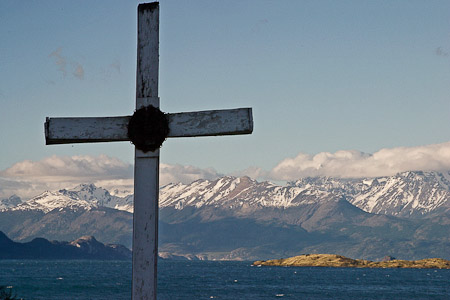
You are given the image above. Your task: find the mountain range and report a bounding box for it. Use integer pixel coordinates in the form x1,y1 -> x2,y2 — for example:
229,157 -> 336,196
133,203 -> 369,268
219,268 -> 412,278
1,171 -> 449,261
160,171 -> 450,217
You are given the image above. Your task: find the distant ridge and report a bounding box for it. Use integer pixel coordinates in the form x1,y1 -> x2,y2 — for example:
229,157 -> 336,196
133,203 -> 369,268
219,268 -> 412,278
0,231 -> 131,260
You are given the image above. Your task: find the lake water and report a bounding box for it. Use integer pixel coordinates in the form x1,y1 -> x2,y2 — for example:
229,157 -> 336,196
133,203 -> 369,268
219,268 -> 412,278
0,260 -> 449,299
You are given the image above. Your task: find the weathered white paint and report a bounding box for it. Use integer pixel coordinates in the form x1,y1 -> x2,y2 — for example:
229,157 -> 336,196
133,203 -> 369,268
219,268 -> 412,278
44,2 -> 253,299
45,116 -> 130,144
132,3 -> 160,300
45,108 -> 252,144
133,155 -> 158,299
168,108 -> 253,137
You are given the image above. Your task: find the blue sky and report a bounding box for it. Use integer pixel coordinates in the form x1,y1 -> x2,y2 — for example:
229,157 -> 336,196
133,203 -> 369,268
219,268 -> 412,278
1,0 -> 450,197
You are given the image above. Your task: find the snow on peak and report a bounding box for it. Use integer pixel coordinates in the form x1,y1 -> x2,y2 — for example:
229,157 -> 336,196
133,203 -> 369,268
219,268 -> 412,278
11,190 -> 95,213
3,170 -> 449,217
5,184 -> 134,214
59,184 -> 133,213
159,175 -> 324,209
160,171 -> 450,217
352,171 -> 450,216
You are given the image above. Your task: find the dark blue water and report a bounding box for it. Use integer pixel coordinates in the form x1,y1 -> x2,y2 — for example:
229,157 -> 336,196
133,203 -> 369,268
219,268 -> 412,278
1,260 -> 449,299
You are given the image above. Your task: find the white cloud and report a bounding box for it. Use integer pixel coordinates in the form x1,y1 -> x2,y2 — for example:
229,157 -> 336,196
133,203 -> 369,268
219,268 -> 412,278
160,163 -> 221,186
0,155 -> 220,199
265,142 -> 450,181
2,154 -> 132,180
0,177 -> 33,200
0,155 -> 133,199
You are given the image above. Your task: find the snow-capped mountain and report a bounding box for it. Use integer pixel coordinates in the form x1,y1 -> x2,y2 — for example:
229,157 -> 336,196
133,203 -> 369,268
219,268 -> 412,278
161,176 -> 299,209
4,184 -> 133,214
159,171 -> 450,217
159,176 -> 342,210
3,170 -> 450,217
292,171 -> 450,216
9,191 -> 96,213
59,183 -> 133,213
349,171 -> 450,216
1,171 -> 450,260
155,172 -> 450,260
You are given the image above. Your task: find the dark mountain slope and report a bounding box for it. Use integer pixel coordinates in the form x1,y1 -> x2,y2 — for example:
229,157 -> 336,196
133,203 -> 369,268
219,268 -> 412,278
0,231 -> 131,260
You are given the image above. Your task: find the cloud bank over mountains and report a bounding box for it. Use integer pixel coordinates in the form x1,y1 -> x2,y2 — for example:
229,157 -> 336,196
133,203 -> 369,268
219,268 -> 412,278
265,142 -> 450,180
0,155 -> 222,199
0,155 -> 133,199
2,142 -> 450,199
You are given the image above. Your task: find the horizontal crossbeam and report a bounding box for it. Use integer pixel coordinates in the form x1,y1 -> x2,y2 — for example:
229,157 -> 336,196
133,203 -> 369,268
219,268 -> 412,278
45,116 -> 130,144
45,108 -> 253,145
168,108 -> 253,137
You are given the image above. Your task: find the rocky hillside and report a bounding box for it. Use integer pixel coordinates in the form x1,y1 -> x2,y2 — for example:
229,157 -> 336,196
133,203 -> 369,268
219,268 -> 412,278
0,231 -> 131,260
0,207 -> 133,248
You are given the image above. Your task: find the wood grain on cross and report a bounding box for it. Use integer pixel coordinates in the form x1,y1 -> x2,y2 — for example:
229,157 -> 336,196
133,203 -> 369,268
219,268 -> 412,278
44,2 -> 253,300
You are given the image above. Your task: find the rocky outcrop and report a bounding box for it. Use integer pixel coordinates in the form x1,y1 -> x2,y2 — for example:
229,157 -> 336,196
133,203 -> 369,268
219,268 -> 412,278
253,254 -> 450,269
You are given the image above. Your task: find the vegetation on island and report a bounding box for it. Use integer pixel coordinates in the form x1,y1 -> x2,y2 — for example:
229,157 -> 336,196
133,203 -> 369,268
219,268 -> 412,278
253,254 -> 450,269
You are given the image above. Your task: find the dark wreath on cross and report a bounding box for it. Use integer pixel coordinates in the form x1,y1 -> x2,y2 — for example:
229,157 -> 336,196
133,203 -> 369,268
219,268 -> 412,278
127,105 -> 170,153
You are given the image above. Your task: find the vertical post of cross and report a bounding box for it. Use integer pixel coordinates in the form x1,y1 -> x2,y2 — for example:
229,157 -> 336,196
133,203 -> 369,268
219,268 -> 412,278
132,2 -> 159,299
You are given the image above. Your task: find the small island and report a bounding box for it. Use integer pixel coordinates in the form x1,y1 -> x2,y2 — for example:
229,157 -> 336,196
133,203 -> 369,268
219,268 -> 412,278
253,254 -> 450,269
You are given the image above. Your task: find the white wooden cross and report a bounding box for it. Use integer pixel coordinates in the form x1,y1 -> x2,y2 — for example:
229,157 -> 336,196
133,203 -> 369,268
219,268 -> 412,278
44,2 -> 253,300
